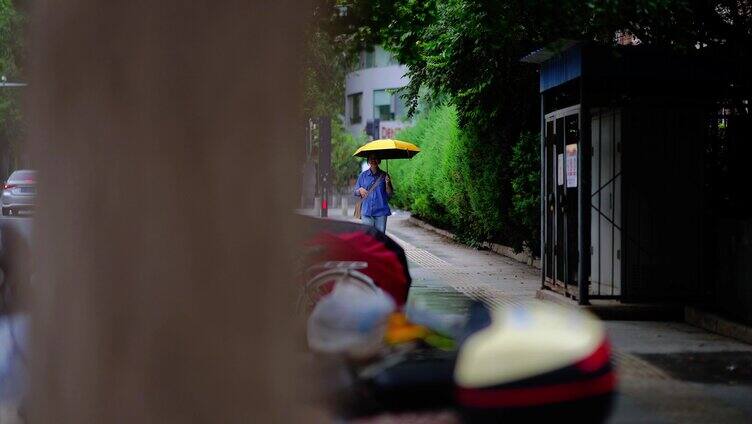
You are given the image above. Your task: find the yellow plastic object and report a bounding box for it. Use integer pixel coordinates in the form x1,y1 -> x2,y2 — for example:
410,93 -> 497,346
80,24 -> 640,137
353,139 -> 421,160
385,312 -> 429,345
424,333 -> 456,350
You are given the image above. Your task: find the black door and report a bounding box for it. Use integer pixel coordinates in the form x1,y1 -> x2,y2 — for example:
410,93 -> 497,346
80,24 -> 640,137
564,114 -> 580,286
545,120 -> 555,281
555,117 -> 566,284
544,108 -> 580,292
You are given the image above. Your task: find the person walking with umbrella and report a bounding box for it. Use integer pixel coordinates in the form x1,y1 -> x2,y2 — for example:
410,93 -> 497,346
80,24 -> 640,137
352,139 -> 420,233
354,153 -> 393,232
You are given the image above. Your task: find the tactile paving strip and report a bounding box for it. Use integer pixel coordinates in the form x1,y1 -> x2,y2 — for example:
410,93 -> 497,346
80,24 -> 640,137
389,231 -> 525,308
404,249 -> 452,268
612,350 -> 672,381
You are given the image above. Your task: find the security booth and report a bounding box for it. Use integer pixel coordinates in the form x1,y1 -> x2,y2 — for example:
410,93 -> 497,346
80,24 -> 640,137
522,42 -> 733,305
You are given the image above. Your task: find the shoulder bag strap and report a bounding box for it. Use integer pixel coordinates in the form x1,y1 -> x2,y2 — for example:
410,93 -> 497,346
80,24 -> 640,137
363,174 -> 384,200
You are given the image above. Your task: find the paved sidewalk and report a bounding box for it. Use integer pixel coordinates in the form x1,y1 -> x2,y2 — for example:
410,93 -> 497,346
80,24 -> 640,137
305,209 -> 752,423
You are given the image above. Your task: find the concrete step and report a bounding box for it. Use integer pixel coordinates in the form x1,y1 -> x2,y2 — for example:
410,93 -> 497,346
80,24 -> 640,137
535,288 -> 685,321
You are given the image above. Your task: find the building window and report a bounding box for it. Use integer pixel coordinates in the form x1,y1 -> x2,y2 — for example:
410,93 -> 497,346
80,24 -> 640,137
373,89 -> 393,121
394,92 -> 408,120
358,46 -> 400,69
373,89 -> 408,122
375,47 -> 392,67
364,50 -> 375,68
348,92 -> 362,125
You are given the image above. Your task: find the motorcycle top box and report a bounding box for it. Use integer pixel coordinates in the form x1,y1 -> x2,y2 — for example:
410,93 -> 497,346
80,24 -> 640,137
454,302 -> 616,423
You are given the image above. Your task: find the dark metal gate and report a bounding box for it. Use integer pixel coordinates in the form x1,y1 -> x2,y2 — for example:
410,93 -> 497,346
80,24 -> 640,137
590,108 -> 622,298
543,105 -> 580,297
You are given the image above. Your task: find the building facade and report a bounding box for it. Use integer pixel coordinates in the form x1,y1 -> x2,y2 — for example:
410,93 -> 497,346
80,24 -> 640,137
345,46 -> 412,139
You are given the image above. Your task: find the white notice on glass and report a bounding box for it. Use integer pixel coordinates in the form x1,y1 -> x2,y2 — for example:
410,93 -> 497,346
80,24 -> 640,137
566,144 -> 578,188
557,153 -> 564,186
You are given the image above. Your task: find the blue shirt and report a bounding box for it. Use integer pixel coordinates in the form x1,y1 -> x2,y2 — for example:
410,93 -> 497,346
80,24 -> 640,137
354,168 -> 392,217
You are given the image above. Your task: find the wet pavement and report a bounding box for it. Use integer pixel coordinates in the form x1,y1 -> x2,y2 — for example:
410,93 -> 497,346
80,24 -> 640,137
407,266 -> 472,316
638,351 -> 752,385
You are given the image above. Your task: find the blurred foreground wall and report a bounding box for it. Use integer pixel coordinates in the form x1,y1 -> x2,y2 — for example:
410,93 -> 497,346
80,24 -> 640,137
25,1 -> 312,422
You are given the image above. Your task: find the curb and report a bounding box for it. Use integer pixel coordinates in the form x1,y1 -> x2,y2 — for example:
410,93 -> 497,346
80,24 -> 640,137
535,289 -> 685,321
407,216 -> 454,239
295,208 -> 360,224
685,306 -> 752,345
407,216 -> 541,269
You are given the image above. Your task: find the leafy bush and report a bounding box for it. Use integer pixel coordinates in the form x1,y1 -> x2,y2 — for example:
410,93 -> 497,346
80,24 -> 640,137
389,105 -> 498,245
331,119 -> 366,191
390,106 -> 540,251
509,131 -> 541,253
389,105 -> 462,228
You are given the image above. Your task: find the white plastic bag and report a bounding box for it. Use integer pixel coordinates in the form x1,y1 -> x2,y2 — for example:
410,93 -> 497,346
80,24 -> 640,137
307,283 -> 396,358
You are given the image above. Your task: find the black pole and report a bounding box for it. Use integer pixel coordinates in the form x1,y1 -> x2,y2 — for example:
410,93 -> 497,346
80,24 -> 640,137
318,116 -> 331,218
540,94 -> 546,291
578,67 -> 590,305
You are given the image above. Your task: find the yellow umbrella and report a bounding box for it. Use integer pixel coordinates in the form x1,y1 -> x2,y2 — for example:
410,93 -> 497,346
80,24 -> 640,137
353,139 -> 420,160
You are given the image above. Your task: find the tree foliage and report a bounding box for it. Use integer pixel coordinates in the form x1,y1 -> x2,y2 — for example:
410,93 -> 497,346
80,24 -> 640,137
304,17 -> 354,119
388,105 -> 471,237
304,2 -> 365,195
509,131 -> 541,253
317,0 -> 752,250
0,0 -> 25,175
331,119 -> 366,191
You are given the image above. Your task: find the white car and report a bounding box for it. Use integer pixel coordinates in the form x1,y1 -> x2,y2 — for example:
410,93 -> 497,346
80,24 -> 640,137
2,170 -> 37,216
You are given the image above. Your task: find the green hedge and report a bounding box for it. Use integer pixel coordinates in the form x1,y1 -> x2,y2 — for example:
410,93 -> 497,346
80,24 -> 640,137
389,105 -> 478,244
389,105 -> 540,252
509,131 -> 541,253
